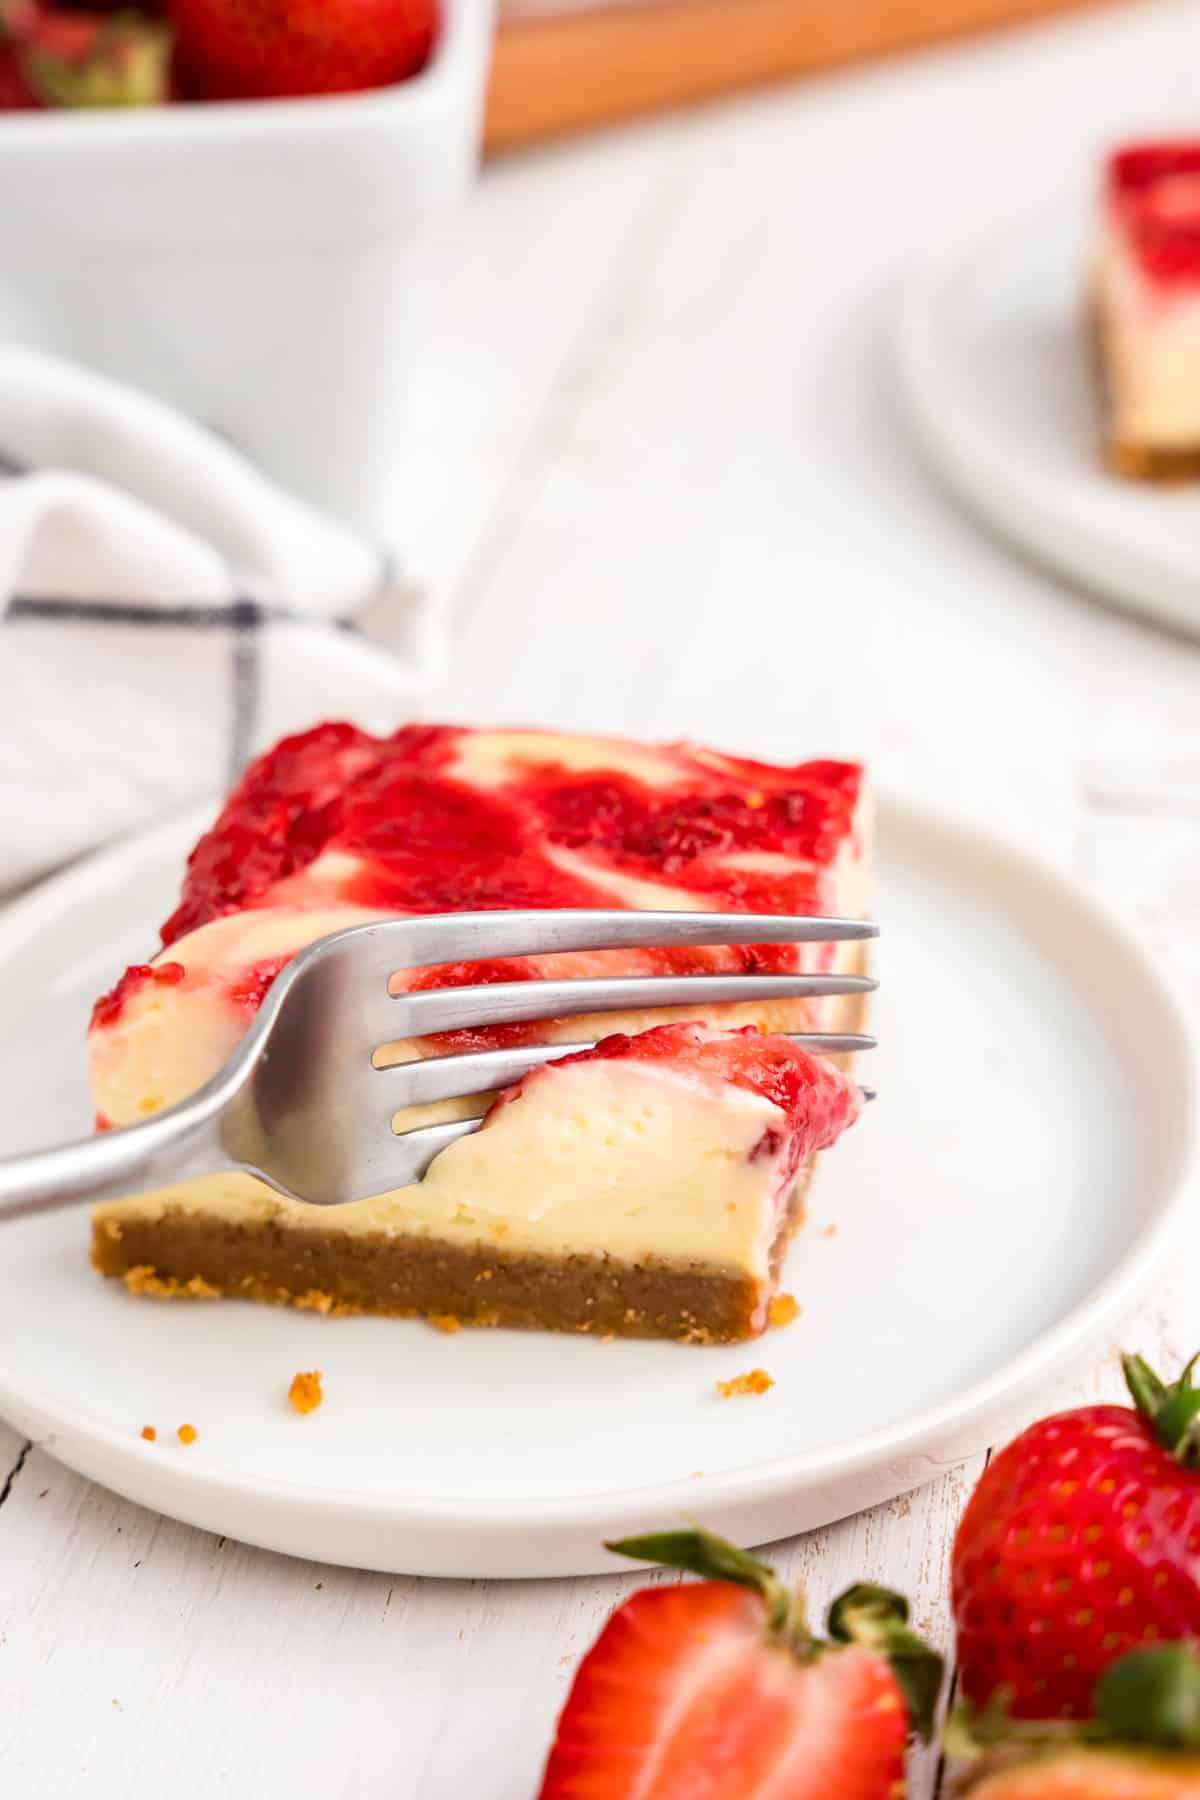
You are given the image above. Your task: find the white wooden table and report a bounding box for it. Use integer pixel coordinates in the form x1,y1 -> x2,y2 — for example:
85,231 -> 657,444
4,5 -> 1200,1791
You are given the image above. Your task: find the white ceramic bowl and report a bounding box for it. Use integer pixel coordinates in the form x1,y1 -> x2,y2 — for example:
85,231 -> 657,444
0,2 -> 495,531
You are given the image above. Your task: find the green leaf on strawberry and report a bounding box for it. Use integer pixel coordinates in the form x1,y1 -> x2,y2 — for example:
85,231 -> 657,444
828,1582 -> 945,1743
608,1529 -> 804,1641
609,1529 -> 783,1601
1095,1644 -> 1200,1749
1123,1350 -> 1200,1468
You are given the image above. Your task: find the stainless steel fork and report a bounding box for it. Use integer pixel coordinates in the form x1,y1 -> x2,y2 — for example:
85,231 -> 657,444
0,910 -> 877,1224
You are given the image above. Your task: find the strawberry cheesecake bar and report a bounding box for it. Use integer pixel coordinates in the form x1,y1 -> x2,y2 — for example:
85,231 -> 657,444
1095,141 -> 1200,479
89,724 -> 869,1342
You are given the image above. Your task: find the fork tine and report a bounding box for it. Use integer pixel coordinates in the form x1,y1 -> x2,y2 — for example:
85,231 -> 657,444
379,1032 -> 877,1107
317,910 -> 877,986
393,971 -> 875,1041
380,1118 -> 484,1187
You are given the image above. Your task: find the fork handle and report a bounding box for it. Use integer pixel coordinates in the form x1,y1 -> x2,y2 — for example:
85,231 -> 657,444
0,1085 -> 228,1224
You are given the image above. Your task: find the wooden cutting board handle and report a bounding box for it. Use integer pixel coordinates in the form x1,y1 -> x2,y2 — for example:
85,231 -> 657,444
485,0 -> 1114,152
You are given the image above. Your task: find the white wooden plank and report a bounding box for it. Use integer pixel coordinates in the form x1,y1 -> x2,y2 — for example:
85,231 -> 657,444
0,1443 -> 987,1797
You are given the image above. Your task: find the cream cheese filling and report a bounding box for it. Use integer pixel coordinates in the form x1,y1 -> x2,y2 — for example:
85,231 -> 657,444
95,1058 -> 795,1276
1097,229 -> 1200,448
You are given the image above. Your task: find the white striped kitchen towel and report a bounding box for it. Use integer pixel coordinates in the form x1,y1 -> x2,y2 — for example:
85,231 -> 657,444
0,343 -> 442,893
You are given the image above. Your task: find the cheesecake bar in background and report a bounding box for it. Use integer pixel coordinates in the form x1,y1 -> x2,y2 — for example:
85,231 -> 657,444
1094,141 -> 1200,480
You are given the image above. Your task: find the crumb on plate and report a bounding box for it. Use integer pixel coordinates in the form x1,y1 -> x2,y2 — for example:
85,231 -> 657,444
767,1293 -> 800,1328
716,1369 -> 774,1399
821,1223 -> 838,1239
428,1314 -> 460,1334
176,1423 -> 197,1445
140,1425 -> 156,1443
288,1369 -> 323,1414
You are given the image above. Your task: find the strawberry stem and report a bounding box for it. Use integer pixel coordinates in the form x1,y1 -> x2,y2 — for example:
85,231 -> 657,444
1123,1350 -> 1200,1466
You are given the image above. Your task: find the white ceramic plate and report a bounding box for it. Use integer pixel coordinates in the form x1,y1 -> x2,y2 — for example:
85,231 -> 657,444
897,199 -> 1200,640
0,796 -> 1194,1578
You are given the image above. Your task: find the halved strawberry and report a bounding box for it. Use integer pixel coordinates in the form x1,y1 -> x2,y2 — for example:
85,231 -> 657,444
945,1643 -> 1200,1796
537,1529 -> 943,1798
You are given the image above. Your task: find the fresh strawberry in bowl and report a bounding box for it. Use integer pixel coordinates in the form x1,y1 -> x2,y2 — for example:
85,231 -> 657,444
0,0 -> 493,529
944,1641 -> 1200,1796
169,0 -> 438,101
537,1528 -> 944,1798
0,5 -> 170,107
952,1351 -> 1200,1722
0,0 -> 438,108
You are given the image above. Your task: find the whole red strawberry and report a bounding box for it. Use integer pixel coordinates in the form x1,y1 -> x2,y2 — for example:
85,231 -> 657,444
538,1528 -> 943,1798
167,0 -> 438,101
952,1352 -> 1200,1721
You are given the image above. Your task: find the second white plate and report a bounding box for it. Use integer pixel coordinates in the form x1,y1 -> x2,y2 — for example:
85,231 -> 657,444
898,198 -> 1200,639
0,793 -> 1193,1577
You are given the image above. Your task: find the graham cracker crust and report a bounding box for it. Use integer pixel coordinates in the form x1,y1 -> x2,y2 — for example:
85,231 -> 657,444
1104,438 -> 1200,482
91,1161 -> 817,1343
1089,291 -> 1200,483
93,1217 -> 758,1342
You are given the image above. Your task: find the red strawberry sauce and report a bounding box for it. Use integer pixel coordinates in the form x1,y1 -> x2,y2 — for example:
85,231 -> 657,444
1109,141 -> 1200,286
159,723 -> 860,942
547,1021 -> 861,1174
92,725 -> 862,1038
89,960 -> 185,1032
226,955 -> 293,1015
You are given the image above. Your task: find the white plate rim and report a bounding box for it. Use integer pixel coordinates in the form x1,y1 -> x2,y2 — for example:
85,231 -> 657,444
0,788 -> 1195,1570
895,207 -> 1200,641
